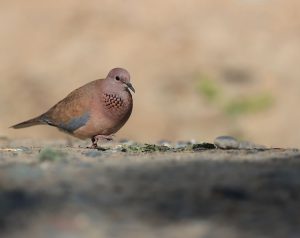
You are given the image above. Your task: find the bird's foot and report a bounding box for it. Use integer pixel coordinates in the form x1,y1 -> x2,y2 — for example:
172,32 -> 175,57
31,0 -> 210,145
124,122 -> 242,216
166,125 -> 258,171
88,134 -> 115,149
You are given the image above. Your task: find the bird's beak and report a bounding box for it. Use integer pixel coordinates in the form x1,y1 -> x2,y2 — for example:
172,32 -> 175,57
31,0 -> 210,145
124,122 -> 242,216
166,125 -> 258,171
126,82 -> 135,93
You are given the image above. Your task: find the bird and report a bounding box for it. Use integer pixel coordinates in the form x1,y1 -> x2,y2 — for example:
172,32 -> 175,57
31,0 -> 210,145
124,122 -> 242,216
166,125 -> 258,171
11,68 -> 135,148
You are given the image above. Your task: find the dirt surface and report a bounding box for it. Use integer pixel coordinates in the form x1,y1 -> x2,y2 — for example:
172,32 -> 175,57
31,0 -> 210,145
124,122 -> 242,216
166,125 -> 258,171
0,138 -> 299,238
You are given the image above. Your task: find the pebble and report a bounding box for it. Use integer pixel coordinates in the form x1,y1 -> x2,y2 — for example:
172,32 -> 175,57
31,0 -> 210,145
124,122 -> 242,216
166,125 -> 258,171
157,140 -> 172,147
175,140 -> 196,149
214,136 -> 240,149
18,146 -> 32,153
238,141 -> 266,150
0,148 -> 23,152
214,136 -> 267,150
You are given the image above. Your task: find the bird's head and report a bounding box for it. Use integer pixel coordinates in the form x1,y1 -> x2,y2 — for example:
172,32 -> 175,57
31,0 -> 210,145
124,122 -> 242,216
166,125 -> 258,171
106,68 -> 135,93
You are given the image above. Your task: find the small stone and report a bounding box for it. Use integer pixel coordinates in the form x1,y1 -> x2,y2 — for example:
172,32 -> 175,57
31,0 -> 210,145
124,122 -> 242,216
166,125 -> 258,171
0,148 -> 23,152
157,140 -> 172,147
18,146 -> 32,153
214,136 -> 240,149
238,141 -> 267,150
175,141 -> 192,149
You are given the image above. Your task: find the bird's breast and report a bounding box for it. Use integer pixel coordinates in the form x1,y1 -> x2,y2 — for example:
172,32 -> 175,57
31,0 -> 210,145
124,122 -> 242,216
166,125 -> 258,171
103,93 -> 124,110
101,92 -> 132,119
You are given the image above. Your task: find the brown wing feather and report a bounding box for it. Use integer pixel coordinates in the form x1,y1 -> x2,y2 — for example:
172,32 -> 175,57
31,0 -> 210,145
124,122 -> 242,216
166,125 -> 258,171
42,80 -> 99,127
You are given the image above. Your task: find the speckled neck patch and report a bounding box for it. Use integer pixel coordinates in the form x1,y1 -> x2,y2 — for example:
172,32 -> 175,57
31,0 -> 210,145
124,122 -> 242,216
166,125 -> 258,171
103,93 -> 124,110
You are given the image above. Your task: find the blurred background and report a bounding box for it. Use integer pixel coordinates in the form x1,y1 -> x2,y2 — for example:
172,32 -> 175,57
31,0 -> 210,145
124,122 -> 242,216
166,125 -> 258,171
1,0 -> 299,147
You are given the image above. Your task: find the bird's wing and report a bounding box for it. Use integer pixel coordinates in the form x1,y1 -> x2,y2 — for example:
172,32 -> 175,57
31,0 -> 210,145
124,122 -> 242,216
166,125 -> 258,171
41,81 -> 98,133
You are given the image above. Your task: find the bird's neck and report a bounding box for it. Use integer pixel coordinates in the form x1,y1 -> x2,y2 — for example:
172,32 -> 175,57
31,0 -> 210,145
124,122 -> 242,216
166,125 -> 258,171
101,79 -> 131,98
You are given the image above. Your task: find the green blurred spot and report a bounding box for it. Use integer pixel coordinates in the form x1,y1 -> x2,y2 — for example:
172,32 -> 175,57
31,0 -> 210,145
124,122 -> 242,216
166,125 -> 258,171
38,148 -> 65,162
224,93 -> 274,116
197,76 -> 221,102
121,144 -> 170,153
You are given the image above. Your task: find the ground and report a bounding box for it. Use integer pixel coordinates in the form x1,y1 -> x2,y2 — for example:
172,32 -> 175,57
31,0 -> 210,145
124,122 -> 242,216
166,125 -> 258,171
0,138 -> 299,238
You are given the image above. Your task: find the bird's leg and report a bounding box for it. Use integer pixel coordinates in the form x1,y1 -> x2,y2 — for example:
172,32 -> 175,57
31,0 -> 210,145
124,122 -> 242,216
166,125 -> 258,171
90,137 -> 98,149
89,134 -> 115,149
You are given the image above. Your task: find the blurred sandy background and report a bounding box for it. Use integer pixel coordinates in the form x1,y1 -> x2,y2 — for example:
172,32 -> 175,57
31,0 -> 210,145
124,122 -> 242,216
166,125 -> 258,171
0,0 -> 299,147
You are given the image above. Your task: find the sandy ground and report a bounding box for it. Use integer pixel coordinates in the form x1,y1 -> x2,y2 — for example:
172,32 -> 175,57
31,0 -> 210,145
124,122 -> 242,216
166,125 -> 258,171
0,138 -> 299,238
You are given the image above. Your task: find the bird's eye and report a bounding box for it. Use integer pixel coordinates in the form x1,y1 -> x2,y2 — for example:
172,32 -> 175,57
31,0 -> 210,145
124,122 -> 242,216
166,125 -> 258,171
115,76 -> 120,81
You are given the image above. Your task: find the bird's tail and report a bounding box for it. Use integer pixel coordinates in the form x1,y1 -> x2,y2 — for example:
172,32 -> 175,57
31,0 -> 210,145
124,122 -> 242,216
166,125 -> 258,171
11,116 -> 45,129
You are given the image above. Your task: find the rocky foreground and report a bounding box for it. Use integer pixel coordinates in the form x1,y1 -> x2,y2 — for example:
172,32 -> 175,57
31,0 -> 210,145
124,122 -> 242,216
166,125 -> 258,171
0,138 -> 299,238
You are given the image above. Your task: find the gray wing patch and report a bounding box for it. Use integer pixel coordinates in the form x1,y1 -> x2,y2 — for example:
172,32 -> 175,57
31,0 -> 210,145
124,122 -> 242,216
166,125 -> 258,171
58,112 -> 90,133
